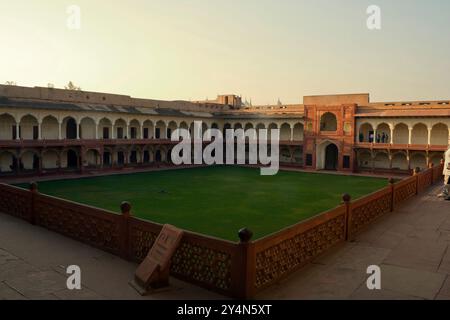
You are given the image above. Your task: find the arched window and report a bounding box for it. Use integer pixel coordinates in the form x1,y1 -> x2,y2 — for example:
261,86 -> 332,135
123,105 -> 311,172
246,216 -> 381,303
320,113 -> 337,131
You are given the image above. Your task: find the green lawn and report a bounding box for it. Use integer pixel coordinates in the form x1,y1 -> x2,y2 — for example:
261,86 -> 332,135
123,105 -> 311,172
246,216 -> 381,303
18,166 -> 388,241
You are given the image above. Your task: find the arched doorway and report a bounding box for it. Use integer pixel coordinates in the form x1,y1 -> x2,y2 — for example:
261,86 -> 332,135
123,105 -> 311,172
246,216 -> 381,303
155,150 -> 162,163
325,144 -> 338,170
66,118 -> 77,140
143,150 -> 150,163
103,152 -> 111,166
117,151 -> 125,165
32,154 -> 40,170
320,113 -> 338,131
67,150 -> 78,168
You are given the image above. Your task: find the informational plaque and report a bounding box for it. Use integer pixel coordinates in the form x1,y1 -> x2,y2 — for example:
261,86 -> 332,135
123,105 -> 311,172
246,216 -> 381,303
132,224 -> 184,294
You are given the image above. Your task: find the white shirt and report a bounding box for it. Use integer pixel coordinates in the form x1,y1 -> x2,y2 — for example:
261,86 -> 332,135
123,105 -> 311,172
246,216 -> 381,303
444,148 -> 450,176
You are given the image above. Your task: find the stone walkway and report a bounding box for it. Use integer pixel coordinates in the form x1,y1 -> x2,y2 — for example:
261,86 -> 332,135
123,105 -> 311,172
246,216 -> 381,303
1,184 -> 449,300
258,184 -> 450,300
0,213 -> 224,300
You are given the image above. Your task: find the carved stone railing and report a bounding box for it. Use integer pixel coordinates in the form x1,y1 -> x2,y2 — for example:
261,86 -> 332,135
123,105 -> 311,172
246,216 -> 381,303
348,186 -> 393,238
0,162 -> 443,299
252,205 -> 347,295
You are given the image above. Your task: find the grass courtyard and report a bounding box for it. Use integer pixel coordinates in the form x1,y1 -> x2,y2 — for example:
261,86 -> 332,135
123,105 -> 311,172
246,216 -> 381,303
20,166 -> 388,241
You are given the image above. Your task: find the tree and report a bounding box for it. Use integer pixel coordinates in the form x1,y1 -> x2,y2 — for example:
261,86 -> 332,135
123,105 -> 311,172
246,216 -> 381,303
65,81 -> 81,91
5,81 -> 17,86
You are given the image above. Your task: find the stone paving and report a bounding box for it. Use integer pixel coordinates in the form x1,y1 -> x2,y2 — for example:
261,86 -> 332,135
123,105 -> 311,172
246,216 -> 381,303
1,184 -> 449,300
0,213 -> 224,300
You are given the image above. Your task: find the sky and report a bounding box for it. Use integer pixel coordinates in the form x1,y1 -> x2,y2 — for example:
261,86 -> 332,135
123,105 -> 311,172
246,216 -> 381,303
1,0 -> 449,105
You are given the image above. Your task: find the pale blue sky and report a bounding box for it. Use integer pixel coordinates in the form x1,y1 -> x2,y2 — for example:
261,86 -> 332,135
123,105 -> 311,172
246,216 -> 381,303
1,0 -> 449,104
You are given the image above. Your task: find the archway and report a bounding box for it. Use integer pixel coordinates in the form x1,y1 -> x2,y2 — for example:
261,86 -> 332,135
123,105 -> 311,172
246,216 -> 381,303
42,150 -> 59,169
359,123 -> 374,143
320,113 -> 337,131
411,123 -> 428,145
430,123 -> 448,146
280,147 -> 292,163
0,151 -> 15,173
85,150 -> 100,167
103,151 -> 112,166
143,150 -> 151,163
64,118 -> 77,140
325,144 -> 339,170
129,119 -> 141,139
155,150 -> 162,163
80,117 -> 96,139
41,115 -> 59,140
293,123 -> 304,141
0,114 -> 16,140
167,121 -> 178,140
20,150 -> 39,171
373,152 -> 390,169
393,123 -> 409,144
20,115 -> 39,140
280,123 -> 291,141
155,121 -> 166,139
316,141 -> 339,170
117,151 -> 125,165
129,148 -> 139,164
410,153 -> 427,170
98,118 -> 112,139
392,153 -> 408,170
376,123 -> 391,144
143,120 -> 154,139
114,119 -> 127,139
358,151 -> 373,169
66,150 -> 78,168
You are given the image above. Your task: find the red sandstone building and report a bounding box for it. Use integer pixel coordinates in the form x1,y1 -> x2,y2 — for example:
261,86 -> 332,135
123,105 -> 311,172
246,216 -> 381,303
0,85 -> 449,177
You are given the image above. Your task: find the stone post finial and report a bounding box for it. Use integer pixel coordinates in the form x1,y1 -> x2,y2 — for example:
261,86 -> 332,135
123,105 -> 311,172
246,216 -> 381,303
29,182 -> 38,193
342,193 -> 351,203
238,228 -> 253,243
120,201 -> 132,217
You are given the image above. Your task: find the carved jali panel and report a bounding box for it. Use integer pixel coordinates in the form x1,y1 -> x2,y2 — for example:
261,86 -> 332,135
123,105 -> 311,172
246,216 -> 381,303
0,185 -> 31,220
171,241 -> 232,292
255,214 -> 345,289
34,198 -> 120,253
394,180 -> 417,205
350,192 -> 391,235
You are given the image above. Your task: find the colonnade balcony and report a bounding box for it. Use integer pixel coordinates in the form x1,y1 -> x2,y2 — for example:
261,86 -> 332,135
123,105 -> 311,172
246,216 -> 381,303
354,141 -> 448,152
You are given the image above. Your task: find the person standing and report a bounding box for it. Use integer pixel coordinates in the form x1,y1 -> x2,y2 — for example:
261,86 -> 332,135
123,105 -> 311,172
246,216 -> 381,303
438,147 -> 450,198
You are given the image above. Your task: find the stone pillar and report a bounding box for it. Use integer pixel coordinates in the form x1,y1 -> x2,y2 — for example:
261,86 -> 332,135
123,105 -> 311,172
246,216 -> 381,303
427,127 -> 432,145
58,122 -> 62,140
373,129 -> 377,144
38,121 -> 42,140
153,127 -> 156,139
95,122 -> 99,140
126,124 -> 129,139
140,126 -> 144,140
390,126 -> 394,144
408,127 -> 413,145
76,121 -> 80,140
16,123 -> 20,140
290,127 -> 294,142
